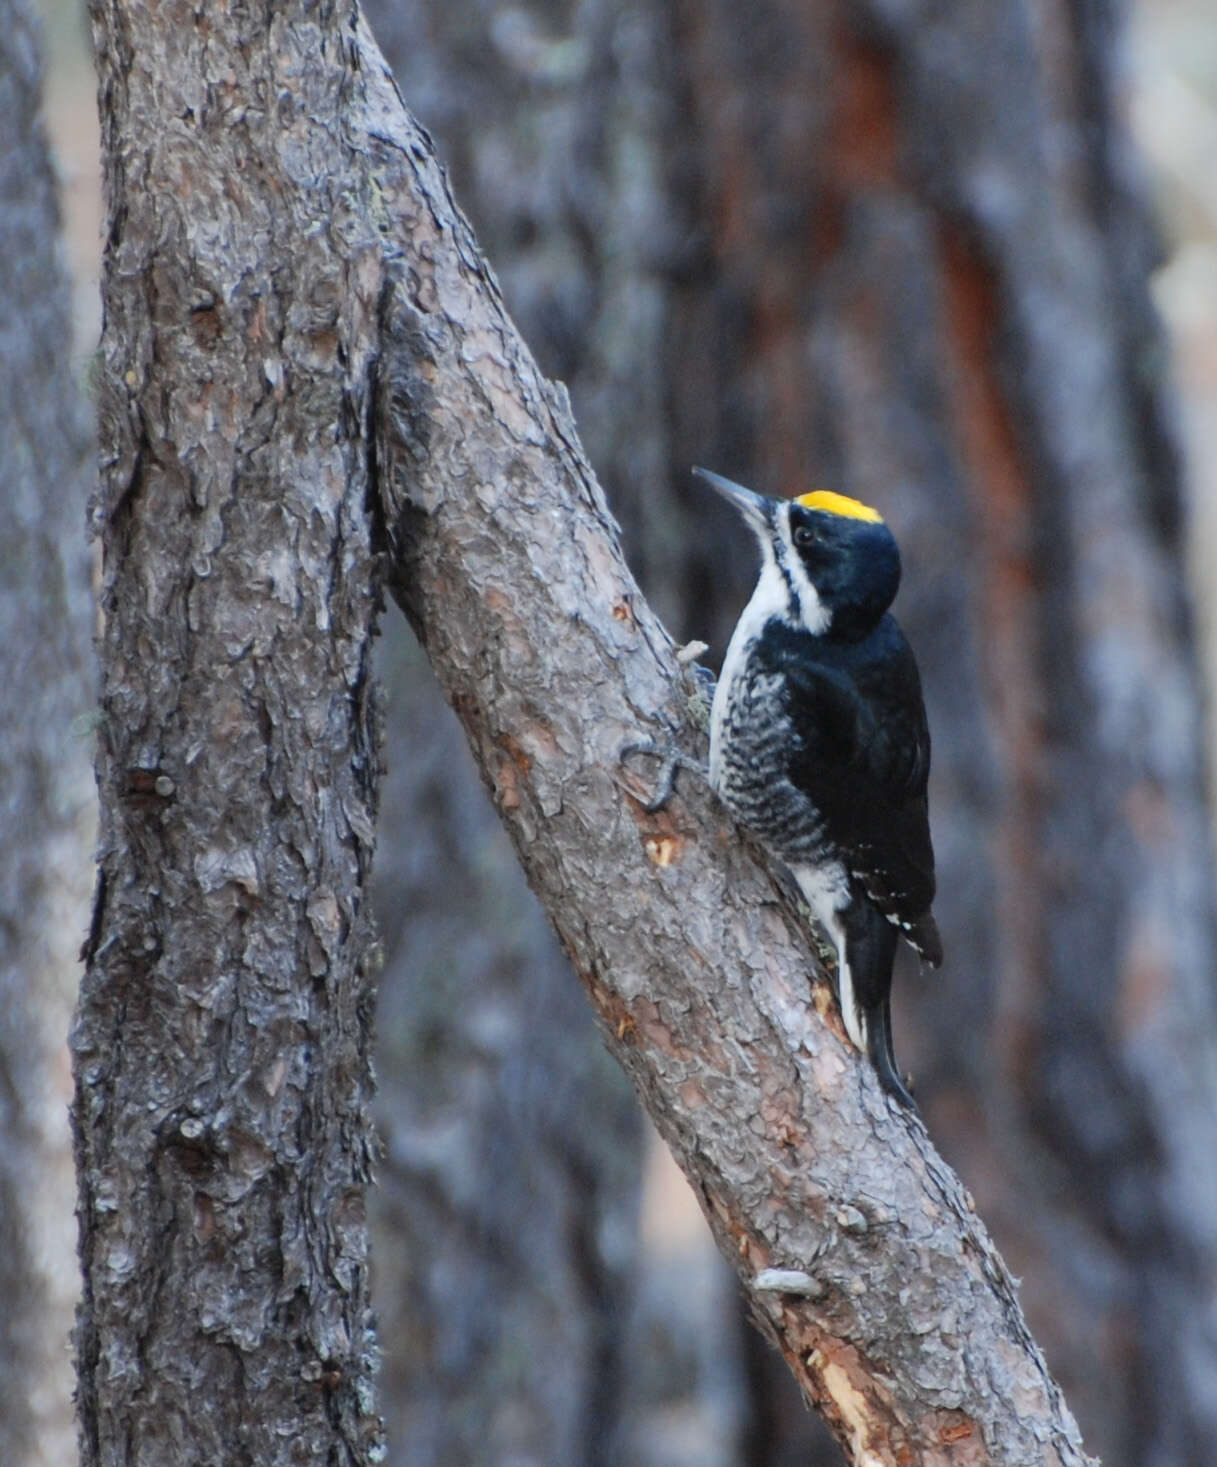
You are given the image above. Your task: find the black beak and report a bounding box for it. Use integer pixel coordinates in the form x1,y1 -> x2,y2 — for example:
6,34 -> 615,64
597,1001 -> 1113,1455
691,466 -> 772,536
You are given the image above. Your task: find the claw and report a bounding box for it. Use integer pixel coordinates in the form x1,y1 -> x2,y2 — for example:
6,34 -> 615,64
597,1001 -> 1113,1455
619,739 -> 702,813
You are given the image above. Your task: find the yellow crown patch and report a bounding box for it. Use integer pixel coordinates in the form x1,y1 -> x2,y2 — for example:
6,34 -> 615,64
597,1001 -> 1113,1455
794,490 -> 884,524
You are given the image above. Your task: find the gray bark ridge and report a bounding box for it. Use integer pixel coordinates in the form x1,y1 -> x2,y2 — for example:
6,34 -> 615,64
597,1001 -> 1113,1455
359,19 -> 1092,1467
80,0 -> 385,1462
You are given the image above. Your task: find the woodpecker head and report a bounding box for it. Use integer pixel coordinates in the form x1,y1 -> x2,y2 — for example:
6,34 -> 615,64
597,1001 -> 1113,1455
694,466 -> 901,640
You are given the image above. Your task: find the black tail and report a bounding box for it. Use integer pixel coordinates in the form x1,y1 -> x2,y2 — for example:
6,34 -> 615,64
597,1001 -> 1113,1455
842,892 -> 918,1110
866,998 -> 916,1110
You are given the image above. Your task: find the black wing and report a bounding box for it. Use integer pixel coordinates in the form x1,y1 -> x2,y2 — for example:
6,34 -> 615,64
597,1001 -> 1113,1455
760,617 -> 939,955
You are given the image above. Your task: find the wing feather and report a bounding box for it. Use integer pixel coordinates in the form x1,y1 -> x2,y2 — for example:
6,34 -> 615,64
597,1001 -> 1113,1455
758,617 -> 938,952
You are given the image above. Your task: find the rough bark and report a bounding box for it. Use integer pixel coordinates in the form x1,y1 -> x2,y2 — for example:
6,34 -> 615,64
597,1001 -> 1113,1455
368,3 -> 1217,1463
80,0 -> 1121,1460
0,2 -> 95,1462
361,2 -> 728,1460
78,1 -> 385,1461
361,3 -> 826,1457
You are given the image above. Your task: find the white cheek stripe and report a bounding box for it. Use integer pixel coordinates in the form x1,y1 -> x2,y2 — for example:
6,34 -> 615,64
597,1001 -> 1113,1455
774,511 -> 830,634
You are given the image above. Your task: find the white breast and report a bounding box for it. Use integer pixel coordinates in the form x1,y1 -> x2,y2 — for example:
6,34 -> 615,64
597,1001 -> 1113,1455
709,557 -> 790,792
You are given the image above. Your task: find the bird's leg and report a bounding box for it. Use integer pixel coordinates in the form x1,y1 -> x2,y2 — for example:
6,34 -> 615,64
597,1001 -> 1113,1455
618,739 -> 704,814
620,643 -> 713,812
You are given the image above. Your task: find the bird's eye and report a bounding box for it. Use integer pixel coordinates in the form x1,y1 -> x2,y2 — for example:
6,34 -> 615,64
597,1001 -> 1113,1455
793,525 -> 816,548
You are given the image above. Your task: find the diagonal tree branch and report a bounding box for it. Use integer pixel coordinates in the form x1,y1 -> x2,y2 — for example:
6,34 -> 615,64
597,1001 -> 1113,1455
81,0 -> 1096,1453
356,21 -> 1093,1467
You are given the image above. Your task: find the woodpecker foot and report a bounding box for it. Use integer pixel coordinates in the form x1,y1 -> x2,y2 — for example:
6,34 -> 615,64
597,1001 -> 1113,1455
619,739 -> 704,813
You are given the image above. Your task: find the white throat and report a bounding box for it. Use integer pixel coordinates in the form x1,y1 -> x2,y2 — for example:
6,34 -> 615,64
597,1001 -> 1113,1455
709,529 -> 829,790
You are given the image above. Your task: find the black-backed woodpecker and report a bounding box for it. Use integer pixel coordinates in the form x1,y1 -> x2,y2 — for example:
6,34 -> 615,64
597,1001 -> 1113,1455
696,467 -> 941,1107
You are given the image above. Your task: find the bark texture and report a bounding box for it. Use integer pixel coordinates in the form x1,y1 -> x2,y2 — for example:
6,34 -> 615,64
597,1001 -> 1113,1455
362,3 -> 730,1461
368,3 -> 1217,1464
0,2 -> 95,1461
80,0 -> 1168,1460
78,1 -> 385,1461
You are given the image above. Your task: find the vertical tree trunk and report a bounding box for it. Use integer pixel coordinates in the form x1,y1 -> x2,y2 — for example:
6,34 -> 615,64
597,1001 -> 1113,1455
0,2 -> 95,1461
77,2 -> 384,1460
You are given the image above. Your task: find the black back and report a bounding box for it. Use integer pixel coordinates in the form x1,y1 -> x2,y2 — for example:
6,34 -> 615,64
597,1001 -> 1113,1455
756,614 -> 938,935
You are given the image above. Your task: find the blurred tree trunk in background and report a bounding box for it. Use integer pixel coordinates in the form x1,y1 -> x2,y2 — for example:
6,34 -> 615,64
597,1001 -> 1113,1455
371,637 -> 649,1467
367,2 -> 1217,1465
0,1 -> 95,1462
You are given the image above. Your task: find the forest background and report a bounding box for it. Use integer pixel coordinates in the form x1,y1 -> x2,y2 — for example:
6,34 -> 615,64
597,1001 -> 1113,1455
9,0 -> 1217,1463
